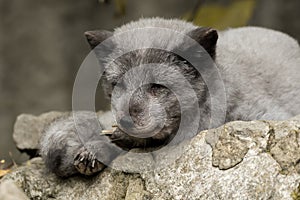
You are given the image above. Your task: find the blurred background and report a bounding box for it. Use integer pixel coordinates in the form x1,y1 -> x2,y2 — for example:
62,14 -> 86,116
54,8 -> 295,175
0,0 -> 300,165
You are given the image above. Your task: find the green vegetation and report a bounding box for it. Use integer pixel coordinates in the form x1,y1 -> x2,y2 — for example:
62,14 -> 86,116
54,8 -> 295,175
184,0 -> 256,30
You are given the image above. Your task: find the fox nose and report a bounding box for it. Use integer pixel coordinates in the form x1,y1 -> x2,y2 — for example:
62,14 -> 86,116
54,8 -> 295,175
119,116 -> 133,129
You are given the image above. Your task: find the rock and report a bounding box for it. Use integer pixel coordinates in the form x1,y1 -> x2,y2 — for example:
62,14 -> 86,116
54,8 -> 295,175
0,180 -> 29,200
1,158 -> 149,200
205,121 -> 270,169
111,149 -> 155,173
5,112 -> 300,199
267,119 -> 300,174
13,112 -> 68,156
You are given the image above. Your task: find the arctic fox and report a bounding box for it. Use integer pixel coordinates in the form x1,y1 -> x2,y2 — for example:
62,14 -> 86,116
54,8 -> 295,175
40,18 -> 300,177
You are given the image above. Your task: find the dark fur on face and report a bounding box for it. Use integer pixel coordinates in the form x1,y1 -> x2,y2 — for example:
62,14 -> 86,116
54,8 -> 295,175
85,27 -> 218,147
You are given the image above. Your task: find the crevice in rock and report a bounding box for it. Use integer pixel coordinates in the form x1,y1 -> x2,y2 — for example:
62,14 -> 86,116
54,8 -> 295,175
265,124 -> 275,154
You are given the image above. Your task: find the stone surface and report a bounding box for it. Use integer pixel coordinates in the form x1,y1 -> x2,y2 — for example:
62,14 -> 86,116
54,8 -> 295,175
1,158 -> 149,200
3,112 -> 300,199
267,119 -> 300,174
0,180 -> 29,200
13,112 -> 68,154
205,120 -> 270,169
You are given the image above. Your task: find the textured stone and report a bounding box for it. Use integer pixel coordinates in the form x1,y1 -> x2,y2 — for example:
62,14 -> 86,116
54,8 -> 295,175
205,120 -> 270,169
112,149 -> 155,173
13,112 -> 68,153
267,120 -> 300,174
2,158 -> 134,200
0,180 -> 29,200
4,112 -> 300,199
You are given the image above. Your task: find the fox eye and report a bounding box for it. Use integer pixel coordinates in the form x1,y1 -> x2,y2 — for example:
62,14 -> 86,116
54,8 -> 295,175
150,84 -> 164,96
112,80 -> 126,89
151,83 -> 164,89
111,81 -> 117,87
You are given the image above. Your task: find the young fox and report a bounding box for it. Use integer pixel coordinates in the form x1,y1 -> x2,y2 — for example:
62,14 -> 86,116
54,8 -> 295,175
40,18 -> 300,177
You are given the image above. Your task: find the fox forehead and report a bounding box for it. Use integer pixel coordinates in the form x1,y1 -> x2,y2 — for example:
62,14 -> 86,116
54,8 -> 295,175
104,48 -> 183,82
110,18 -> 199,56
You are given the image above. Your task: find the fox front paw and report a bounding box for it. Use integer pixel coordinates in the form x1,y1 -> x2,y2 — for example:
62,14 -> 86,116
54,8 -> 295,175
74,147 -> 105,176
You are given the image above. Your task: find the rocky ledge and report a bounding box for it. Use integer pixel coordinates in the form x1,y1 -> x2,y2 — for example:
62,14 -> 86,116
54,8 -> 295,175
1,112 -> 300,200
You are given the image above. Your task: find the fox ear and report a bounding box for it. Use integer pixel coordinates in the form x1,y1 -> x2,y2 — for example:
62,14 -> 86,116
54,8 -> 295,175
84,30 -> 113,49
188,27 -> 218,59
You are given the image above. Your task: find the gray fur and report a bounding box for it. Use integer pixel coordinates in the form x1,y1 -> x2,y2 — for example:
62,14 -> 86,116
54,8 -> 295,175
40,18 -> 300,177
217,27 -> 300,121
39,112 -> 121,177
